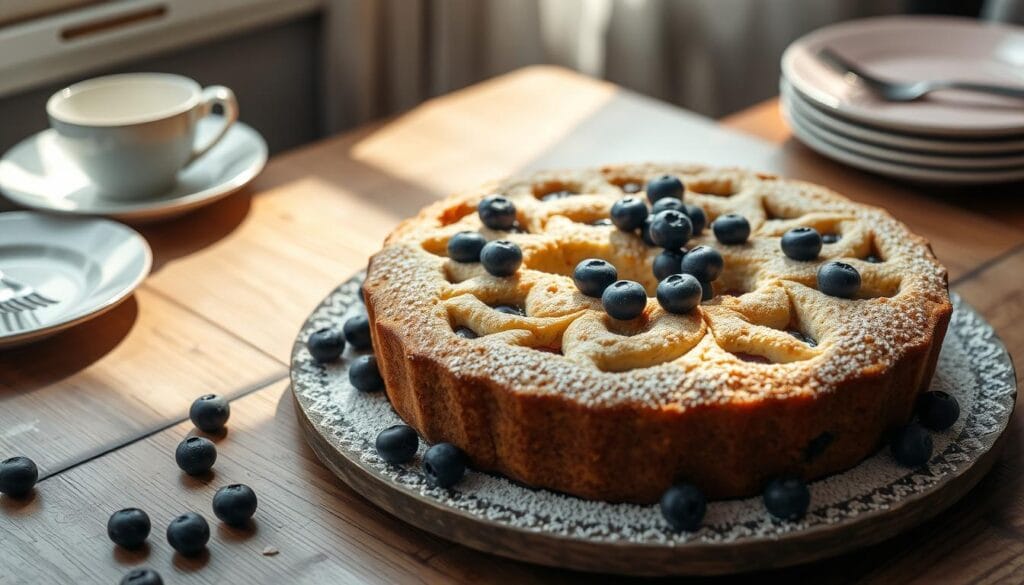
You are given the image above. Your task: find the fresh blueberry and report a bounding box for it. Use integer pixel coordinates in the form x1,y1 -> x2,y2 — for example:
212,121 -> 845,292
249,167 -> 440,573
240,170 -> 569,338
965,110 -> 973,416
822,233 -> 841,244
573,259 -> 618,297
781,227 -> 823,261
0,456 -> 37,498
454,326 -> 478,339
646,175 -> 684,203
376,425 -> 419,464
107,508 -> 151,549
712,214 -> 750,245
916,391 -> 960,431
641,217 -> 657,246
601,280 -> 648,320
343,314 -> 373,350
659,482 -> 706,532
307,328 -> 345,363
212,484 -> 258,527
493,305 -> 525,316
656,274 -> 703,314
120,569 -> 163,585
817,261 -> 861,298
423,443 -> 466,488
175,437 -> 217,476
890,423 -> 933,467
763,476 -> 811,521
349,355 -> 384,392
477,195 -> 517,230
680,245 -> 724,282
651,196 -> 685,215
189,394 -> 230,433
166,512 -> 210,557
649,210 -> 693,250
447,231 -> 487,263
610,197 -> 649,231
653,249 -> 686,281
684,204 -> 707,235
480,240 -> 523,277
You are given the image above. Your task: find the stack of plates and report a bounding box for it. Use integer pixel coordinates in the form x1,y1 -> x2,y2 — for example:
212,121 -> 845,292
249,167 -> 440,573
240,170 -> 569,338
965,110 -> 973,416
781,16 -> 1024,185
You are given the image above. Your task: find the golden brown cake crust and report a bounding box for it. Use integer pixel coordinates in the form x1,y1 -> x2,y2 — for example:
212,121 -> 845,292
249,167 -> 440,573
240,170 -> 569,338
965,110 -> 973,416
363,163 -> 952,503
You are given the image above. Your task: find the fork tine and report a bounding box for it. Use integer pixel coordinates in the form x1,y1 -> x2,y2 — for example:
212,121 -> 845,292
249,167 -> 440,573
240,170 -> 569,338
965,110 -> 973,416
0,300 -> 17,313
26,292 -> 57,306
9,298 -> 36,311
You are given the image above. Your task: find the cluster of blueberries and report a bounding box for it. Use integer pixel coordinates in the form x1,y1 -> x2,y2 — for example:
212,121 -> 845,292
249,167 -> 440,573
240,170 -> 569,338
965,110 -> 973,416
307,314 -> 469,490
0,395 -> 258,585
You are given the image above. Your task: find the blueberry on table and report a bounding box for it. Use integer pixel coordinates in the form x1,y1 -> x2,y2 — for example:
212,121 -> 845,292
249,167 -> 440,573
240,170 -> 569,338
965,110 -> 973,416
480,240 -> 523,277
699,279 -> 714,301
781,227 -> 823,261
649,210 -> 693,250
166,512 -> 210,557
478,195 -> 517,230
916,390 -> 960,431
376,425 -> 419,464
680,245 -> 724,282
601,280 -> 648,320
307,328 -> 345,363
641,217 -> 657,246
213,484 -> 258,527
684,204 -> 707,235
712,213 -> 750,245
763,476 -> 811,521
610,197 -> 649,232
0,456 -> 38,498
573,259 -> 618,298
189,394 -> 230,433
653,249 -> 686,281
659,482 -> 706,532
446,231 -> 487,263
651,196 -> 685,215
657,274 -> 703,314
120,568 -> 163,585
343,314 -> 373,351
107,508 -> 151,549
817,261 -> 861,299
423,442 -> 466,488
645,174 -> 685,203
175,436 -> 217,476
349,355 -> 385,392
890,423 -> 933,467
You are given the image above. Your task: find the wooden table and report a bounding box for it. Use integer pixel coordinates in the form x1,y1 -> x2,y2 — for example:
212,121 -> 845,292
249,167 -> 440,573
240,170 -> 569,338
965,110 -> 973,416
2,68 -> 1021,584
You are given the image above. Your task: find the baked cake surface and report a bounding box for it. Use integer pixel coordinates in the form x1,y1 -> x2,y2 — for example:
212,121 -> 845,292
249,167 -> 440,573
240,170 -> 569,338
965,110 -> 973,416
362,163 -> 952,503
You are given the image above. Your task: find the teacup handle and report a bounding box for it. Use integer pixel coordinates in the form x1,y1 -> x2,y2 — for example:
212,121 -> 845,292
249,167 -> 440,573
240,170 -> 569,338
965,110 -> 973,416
189,85 -> 238,164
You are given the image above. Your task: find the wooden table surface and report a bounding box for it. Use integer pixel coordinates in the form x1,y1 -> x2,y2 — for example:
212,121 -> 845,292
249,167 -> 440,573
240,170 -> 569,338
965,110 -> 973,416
2,69 -> 1022,584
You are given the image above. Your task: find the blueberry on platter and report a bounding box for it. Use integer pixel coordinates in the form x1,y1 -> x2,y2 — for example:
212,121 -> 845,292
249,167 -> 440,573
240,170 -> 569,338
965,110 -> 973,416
645,174 -> 684,203
601,280 -> 648,320
0,455 -> 38,498
656,274 -> 703,314
817,261 -> 861,298
349,355 -> 385,392
175,436 -> 217,476
890,422 -> 933,467
652,249 -> 686,281
307,327 -> 345,363
478,195 -> 517,230
781,227 -> 823,261
189,394 -> 230,433
108,508 -> 151,549
679,245 -> 724,282
480,240 -> 523,277
166,512 -> 210,557
649,209 -> 693,250
423,442 -> 466,488
684,204 -> 707,234
120,568 -> 163,585
213,484 -> 259,527
916,390 -> 960,431
651,196 -> 685,215
659,482 -> 706,532
573,258 -> 618,297
446,231 -> 487,263
609,197 -> 648,231
640,217 -> 657,246
712,213 -> 750,245
376,424 -> 419,464
762,476 -> 811,521
343,314 -> 373,350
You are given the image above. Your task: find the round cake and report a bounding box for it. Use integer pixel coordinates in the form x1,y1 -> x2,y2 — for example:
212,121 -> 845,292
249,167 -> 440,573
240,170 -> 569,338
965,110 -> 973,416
362,163 -> 952,504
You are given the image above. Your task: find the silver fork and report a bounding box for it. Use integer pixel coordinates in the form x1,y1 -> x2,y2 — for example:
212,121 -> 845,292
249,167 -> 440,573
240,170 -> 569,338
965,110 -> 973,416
0,269 -> 59,314
818,47 -> 1024,102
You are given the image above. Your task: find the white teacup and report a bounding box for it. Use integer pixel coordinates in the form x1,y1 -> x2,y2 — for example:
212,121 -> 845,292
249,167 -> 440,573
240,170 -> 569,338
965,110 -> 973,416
46,73 -> 238,201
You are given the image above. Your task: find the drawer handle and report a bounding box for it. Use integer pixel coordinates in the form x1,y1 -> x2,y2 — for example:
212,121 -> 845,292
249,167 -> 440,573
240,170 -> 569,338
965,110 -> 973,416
60,5 -> 168,41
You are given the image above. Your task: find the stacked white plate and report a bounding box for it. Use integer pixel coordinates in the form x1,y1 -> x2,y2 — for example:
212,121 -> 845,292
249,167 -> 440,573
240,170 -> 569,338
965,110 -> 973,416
780,16 -> 1024,185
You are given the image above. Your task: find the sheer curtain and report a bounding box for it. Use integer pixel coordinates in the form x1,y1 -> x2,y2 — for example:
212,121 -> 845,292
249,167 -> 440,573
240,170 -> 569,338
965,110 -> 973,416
320,0 -> 905,133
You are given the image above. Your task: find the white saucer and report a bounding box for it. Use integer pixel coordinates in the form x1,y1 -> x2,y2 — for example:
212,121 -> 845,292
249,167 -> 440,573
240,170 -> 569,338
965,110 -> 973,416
0,212 -> 151,348
0,118 -> 267,223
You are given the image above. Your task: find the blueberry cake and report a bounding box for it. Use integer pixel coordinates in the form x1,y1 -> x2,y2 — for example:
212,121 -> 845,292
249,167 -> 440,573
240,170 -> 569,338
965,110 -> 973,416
361,163 -> 951,504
